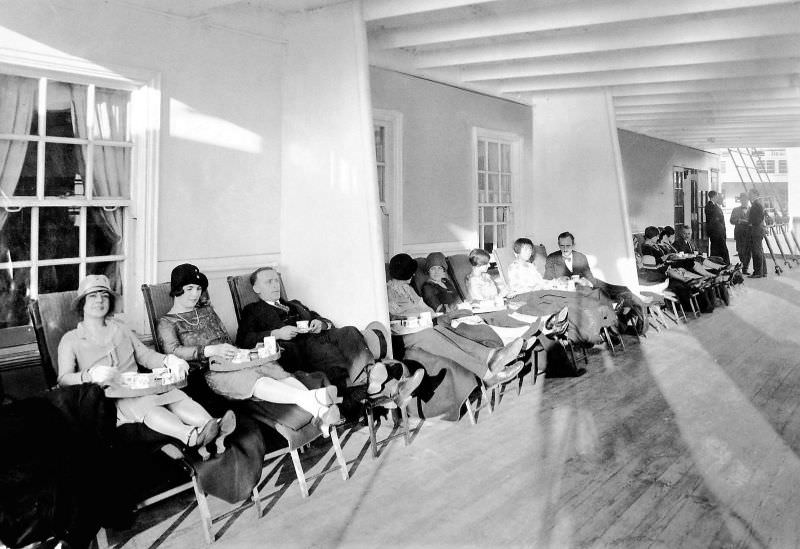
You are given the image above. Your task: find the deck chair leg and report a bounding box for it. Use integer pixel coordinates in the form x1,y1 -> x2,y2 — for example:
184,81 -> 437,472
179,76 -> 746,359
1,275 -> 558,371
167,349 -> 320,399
602,327 -> 616,355
365,405 -> 380,458
464,399 -> 477,425
289,449 -> 309,498
401,405 -> 410,447
330,428 -> 349,480
480,382 -> 493,414
191,477 -> 214,544
252,486 -> 262,518
531,351 -> 539,385
95,528 -> 109,549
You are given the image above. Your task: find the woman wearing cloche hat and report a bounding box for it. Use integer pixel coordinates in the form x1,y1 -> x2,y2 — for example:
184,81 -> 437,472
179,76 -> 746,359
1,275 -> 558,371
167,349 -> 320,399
58,274 -> 235,460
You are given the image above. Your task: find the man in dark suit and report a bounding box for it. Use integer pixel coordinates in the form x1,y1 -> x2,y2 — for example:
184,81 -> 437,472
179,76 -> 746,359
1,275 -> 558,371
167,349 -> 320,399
704,190 -> 730,264
673,226 -> 698,254
729,192 -> 751,274
544,231 -> 596,286
748,189 -> 767,278
236,267 -> 374,398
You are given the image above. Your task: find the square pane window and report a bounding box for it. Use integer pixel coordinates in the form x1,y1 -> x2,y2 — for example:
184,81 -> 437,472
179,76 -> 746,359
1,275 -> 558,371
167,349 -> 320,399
46,81 -> 85,138
376,165 -> 385,203
44,143 -> 85,197
38,207 -> 79,260
501,175 -> 511,202
488,174 -> 498,203
477,140 -> 486,171
483,225 -> 494,253
0,267 -> 30,328
0,140 -> 36,196
92,146 -> 130,198
497,207 -> 507,223
87,207 -> 124,257
0,74 -> 38,135
95,87 -> 130,141
488,141 -> 499,172
497,224 -> 507,249
374,126 -> 385,163
0,208 -> 32,261
484,206 -> 494,222
39,263 -> 79,295
501,144 -> 510,172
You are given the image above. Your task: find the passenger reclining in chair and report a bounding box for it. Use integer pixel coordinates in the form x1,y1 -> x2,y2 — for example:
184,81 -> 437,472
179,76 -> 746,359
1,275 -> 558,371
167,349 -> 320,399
387,253 -> 524,385
506,238 -> 553,295
158,264 -> 342,437
235,266 -> 420,419
57,274 -> 235,460
465,248 -> 508,301
420,252 -> 461,313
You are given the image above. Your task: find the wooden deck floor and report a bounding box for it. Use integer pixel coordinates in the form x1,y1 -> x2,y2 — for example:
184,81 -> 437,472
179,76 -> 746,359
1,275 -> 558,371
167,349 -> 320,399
118,270 -> 800,549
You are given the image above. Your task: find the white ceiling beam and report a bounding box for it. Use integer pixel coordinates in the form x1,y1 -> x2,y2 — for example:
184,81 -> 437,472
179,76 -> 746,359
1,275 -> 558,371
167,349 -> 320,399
362,0 -> 504,22
616,100 -> 800,116
617,108 -> 800,120
620,117 -> 800,127
500,59 -> 800,93
614,88 -> 800,107
458,36 -> 800,82
608,76 -> 799,97
409,4 -> 800,68
372,0 -> 794,49
636,128 -> 800,137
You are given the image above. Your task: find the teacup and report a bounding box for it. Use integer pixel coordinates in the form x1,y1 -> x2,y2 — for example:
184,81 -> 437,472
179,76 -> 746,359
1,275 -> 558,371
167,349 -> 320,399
296,320 -> 310,332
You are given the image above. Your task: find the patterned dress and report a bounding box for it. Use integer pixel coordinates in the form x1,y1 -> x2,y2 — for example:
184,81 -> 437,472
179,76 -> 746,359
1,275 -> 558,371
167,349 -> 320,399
158,304 -> 290,400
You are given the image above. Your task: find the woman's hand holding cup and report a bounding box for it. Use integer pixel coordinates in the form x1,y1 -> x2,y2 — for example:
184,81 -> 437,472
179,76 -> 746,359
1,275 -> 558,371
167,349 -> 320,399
88,365 -> 118,386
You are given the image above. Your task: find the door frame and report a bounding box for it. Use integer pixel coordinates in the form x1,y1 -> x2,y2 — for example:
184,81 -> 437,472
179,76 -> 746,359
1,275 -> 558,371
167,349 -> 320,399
373,109 -> 404,257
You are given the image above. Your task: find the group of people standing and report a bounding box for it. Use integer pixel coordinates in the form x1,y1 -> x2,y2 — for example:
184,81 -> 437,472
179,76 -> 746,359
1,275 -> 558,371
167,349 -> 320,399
708,188 -> 768,277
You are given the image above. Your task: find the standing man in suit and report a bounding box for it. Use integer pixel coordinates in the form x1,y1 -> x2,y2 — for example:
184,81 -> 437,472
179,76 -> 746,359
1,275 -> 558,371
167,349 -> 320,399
705,190 -> 730,264
729,192 -> 751,274
748,189 -> 767,278
544,231 -> 596,287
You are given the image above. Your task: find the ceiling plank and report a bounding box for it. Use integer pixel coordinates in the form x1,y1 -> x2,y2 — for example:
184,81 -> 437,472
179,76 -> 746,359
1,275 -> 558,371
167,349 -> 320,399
614,88 -> 800,107
371,0 -> 794,49
458,36 -> 800,82
608,76 -> 799,97
363,0 -> 504,21
408,4 -> 800,68
616,100 -> 800,115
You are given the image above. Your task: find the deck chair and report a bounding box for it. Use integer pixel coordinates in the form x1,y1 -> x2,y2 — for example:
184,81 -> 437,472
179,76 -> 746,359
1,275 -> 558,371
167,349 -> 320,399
410,257 -> 428,296
28,292 -> 259,545
446,254 -> 473,301
145,281 -> 348,499
493,247 -> 516,289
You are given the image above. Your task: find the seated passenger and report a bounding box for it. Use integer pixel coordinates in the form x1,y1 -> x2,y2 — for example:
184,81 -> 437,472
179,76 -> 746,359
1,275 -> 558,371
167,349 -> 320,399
544,232 -> 595,288
158,264 -> 342,436
673,226 -> 698,254
421,252 -> 461,313
641,226 -> 666,264
58,274 -> 235,460
466,248 -> 507,301
236,267 -> 372,398
658,226 -> 678,254
507,238 -> 551,295
387,253 -> 524,384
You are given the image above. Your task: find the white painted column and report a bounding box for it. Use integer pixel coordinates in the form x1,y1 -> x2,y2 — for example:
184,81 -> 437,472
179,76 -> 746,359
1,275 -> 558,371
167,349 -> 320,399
527,89 -> 638,291
280,1 -> 389,327
786,148 -> 800,240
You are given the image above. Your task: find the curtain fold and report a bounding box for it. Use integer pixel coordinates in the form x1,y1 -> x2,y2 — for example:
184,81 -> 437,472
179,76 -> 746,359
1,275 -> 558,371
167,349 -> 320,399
0,75 -> 37,231
70,86 -> 129,294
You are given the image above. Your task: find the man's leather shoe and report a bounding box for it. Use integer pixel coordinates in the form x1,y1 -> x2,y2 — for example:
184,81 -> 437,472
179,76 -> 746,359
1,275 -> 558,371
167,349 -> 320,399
485,360 -> 524,386
488,338 -> 524,373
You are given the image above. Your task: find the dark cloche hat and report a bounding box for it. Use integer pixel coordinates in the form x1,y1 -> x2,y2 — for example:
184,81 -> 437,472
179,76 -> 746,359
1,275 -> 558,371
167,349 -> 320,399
388,253 -> 418,281
170,263 -> 209,297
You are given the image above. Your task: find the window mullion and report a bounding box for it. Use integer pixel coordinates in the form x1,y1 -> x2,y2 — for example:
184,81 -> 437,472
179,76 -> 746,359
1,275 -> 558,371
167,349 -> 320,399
78,206 -> 87,280
36,78 -> 46,200
30,206 -> 39,297
86,85 -> 95,200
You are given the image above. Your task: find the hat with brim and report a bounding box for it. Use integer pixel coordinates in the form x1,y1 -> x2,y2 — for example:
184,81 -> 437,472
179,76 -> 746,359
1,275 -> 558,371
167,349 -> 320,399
738,192 -> 749,202
72,274 -> 119,308
641,255 -> 658,269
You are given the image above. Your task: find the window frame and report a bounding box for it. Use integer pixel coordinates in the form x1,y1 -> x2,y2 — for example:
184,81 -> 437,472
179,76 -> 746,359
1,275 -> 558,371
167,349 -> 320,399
0,52 -> 161,338
472,127 -> 522,252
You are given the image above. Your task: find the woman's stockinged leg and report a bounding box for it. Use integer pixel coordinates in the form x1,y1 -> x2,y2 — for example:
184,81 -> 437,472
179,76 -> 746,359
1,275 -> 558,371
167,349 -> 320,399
142,406 -> 194,443
166,398 -> 214,428
252,376 -> 308,404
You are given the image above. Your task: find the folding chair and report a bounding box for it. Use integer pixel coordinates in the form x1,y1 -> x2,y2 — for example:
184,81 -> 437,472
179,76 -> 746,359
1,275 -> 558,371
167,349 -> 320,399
446,254 -> 473,301
492,247 -> 516,289
144,281 -> 348,500
28,292 -> 257,545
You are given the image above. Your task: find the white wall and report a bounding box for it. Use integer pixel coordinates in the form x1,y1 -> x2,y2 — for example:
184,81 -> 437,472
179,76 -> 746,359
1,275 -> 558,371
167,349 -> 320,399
528,90 -> 636,289
280,2 -> 389,328
619,129 -> 719,233
370,67 -> 533,255
0,0 -> 286,334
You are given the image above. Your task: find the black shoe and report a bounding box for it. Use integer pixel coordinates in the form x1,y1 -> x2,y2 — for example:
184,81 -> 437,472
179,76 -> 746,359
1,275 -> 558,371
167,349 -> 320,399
741,270 -> 750,275
572,368 -> 587,377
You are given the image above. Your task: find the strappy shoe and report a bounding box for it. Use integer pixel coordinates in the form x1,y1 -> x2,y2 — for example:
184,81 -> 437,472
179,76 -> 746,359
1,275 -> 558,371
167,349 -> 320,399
488,337 -> 524,373
214,410 -> 237,455
189,419 -> 220,461
314,404 -> 341,438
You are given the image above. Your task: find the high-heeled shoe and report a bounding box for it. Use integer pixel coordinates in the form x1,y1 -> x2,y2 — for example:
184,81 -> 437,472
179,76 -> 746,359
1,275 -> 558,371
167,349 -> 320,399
214,410 -> 236,455
314,403 -> 341,438
189,419 -> 219,461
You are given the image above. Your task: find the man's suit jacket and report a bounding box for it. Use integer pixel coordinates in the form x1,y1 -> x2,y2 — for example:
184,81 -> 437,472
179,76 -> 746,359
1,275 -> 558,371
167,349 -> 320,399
544,251 -> 595,283
673,236 -> 697,254
235,299 -> 331,349
705,200 -> 726,239
748,199 -> 766,237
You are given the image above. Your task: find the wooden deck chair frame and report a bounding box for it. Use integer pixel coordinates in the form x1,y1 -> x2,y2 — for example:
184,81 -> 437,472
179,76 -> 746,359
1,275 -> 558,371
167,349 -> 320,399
492,247 -> 516,290
446,254 -> 473,301
28,292 -> 248,545
159,278 -> 349,498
